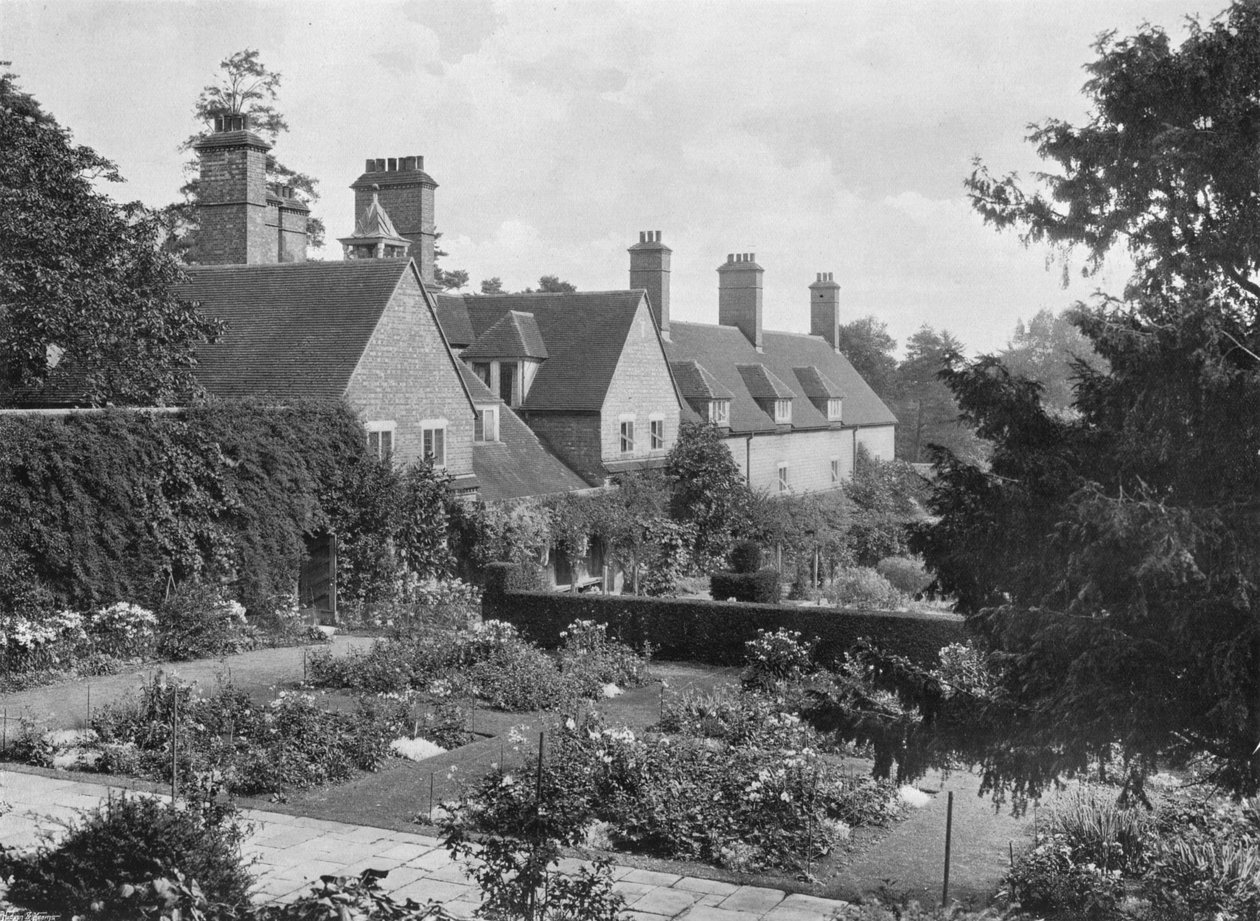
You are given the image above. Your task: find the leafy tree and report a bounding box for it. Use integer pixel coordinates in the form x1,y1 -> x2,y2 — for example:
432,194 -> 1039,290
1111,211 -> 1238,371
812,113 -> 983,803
479,277 -> 504,294
166,49 -> 323,258
918,2 -> 1260,800
835,316 -> 899,405
665,421 -> 751,569
844,447 -> 928,567
590,472 -> 670,595
893,326 -> 984,464
0,68 -> 220,406
997,308 -> 1104,413
531,275 -> 577,294
433,266 -> 469,291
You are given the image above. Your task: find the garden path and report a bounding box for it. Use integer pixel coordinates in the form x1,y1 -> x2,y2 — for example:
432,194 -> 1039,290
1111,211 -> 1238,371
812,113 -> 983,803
0,635 -> 375,730
0,765 -> 854,921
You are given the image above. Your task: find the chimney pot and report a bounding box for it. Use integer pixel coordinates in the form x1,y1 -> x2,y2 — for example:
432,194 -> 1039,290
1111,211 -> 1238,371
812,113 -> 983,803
402,156 -> 415,170
375,158 -> 386,172
417,155 -> 424,170
640,231 -> 646,243
364,158 -> 375,173
387,158 -> 397,171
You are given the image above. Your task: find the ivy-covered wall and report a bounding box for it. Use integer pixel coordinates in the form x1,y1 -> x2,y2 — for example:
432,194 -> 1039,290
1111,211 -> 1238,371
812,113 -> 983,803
0,401 -> 370,617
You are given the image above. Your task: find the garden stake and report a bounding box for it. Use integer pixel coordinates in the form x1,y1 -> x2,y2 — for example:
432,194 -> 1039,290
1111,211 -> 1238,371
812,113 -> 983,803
171,688 -> 179,802
86,682 -> 91,725
942,790 -> 954,907
1009,841 -> 1015,902
3,708 -> 7,755
429,772 -> 434,823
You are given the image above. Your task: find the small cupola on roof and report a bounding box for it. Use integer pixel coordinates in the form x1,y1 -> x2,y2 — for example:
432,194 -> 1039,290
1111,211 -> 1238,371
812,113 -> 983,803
351,155 -> 438,284
738,363 -> 795,425
671,359 -> 733,427
461,310 -> 548,408
793,366 -> 844,422
339,188 -> 411,260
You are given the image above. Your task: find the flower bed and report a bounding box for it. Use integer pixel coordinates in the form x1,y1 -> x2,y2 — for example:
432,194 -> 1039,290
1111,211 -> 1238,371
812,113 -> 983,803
12,674 -> 467,798
307,619 -> 651,713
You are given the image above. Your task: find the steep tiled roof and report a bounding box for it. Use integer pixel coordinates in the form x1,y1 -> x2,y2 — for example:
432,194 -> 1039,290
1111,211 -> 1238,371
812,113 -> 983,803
671,360 -> 734,402
459,366 -> 590,498
184,260 -> 411,400
433,293 -> 476,347
666,323 -> 897,433
461,311 -> 548,361
793,365 -> 844,400
737,364 -> 797,401
437,291 -> 647,412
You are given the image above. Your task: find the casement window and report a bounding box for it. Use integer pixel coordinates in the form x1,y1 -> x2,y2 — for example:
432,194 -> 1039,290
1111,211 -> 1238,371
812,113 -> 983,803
831,457 -> 841,485
474,405 -> 499,443
709,400 -> 730,425
472,362 -> 491,388
777,463 -> 790,493
620,419 -> 635,454
498,363 -> 517,406
650,415 -> 665,450
827,398 -> 843,422
366,421 -> 395,463
421,421 -> 447,467
773,399 -> 792,424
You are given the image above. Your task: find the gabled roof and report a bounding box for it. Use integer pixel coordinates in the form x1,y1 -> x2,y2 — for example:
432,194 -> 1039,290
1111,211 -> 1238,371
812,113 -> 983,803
666,323 -> 897,433
671,360 -> 734,402
459,366 -> 590,498
436,291 -> 648,412
737,364 -> 797,401
461,311 -> 548,361
793,365 -> 844,401
185,259 -> 411,400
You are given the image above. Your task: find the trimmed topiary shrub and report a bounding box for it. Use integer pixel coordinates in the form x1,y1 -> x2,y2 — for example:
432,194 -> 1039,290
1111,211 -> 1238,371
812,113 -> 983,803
484,589 -> 964,667
710,569 -> 781,604
824,567 -> 906,611
729,540 -> 762,574
875,556 -> 934,597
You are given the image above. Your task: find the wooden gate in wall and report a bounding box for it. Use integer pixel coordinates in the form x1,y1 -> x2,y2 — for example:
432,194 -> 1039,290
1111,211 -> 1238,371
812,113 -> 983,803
299,532 -> 337,624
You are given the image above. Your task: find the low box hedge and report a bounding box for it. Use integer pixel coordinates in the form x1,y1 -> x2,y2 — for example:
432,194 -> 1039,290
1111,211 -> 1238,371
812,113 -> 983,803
482,585 -> 965,667
710,569 -> 781,604
483,561 -> 544,597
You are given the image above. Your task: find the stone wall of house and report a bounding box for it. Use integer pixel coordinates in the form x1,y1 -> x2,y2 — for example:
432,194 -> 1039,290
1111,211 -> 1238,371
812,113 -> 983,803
722,423 -> 894,495
520,412 -> 604,485
600,300 -> 682,463
347,268 -> 475,476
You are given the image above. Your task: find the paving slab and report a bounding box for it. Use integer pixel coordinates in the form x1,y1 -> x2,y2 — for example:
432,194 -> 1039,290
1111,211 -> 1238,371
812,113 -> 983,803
631,885 -> 705,917
679,905 -> 760,921
717,885 -> 786,914
674,877 -> 740,896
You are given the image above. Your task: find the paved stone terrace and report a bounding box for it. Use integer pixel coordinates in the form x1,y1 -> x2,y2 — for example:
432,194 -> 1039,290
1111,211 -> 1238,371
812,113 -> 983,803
0,768 -> 852,920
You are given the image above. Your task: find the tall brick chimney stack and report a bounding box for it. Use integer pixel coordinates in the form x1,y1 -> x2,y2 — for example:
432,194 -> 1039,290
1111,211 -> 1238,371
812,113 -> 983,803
192,113 -> 274,264
628,230 -> 671,340
809,272 -> 842,351
718,252 -> 764,351
350,155 -> 438,285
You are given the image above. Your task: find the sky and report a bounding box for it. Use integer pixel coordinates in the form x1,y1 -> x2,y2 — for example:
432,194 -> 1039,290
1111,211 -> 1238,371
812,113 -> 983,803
1,0 -> 1211,354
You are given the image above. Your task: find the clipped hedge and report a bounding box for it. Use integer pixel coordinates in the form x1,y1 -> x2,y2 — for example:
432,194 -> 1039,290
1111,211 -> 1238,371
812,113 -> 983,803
483,587 -> 965,667
710,569 -> 781,603
483,561 -> 544,596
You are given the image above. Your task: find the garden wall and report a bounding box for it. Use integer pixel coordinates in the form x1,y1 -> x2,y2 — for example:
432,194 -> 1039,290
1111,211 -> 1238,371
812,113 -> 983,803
482,586 -> 965,667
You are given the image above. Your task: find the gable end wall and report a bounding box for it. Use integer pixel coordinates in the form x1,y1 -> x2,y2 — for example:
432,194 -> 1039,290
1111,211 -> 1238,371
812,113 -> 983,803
600,301 -> 682,462
347,270 -> 475,474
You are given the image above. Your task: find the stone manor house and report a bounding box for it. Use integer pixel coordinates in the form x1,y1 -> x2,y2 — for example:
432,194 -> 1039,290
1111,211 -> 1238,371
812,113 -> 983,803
29,113 -> 897,505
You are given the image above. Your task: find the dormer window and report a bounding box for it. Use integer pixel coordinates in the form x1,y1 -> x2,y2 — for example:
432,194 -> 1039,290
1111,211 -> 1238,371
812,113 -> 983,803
708,400 -> 730,426
474,405 -> 499,442
773,399 -> 792,424
827,398 -> 842,422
